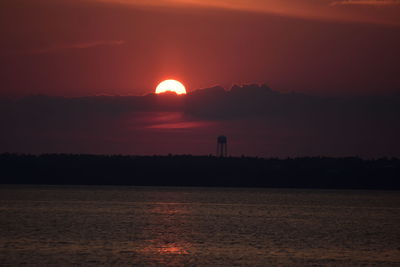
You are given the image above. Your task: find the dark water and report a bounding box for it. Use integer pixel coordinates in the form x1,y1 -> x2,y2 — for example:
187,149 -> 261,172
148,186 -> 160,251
0,186 -> 399,266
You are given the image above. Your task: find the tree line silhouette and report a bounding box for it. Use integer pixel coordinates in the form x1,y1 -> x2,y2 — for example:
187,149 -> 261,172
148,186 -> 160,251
1,154 -> 399,189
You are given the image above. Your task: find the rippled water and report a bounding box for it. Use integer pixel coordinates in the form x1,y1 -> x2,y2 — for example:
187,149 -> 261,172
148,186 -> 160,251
1,186 -> 399,266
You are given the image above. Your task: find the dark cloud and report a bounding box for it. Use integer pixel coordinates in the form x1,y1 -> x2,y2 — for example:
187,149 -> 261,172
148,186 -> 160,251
1,85 -> 399,157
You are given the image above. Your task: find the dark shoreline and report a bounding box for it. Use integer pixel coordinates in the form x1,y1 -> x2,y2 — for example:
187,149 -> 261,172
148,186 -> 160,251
1,154 -> 399,190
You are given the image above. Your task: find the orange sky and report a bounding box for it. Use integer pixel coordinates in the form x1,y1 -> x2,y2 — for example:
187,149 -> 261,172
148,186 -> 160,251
1,1 -> 400,156
94,0 -> 400,25
0,0 -> 399,96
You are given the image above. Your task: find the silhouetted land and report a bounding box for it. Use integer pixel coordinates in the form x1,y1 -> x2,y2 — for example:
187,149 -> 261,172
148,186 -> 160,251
1,154 -> 399,190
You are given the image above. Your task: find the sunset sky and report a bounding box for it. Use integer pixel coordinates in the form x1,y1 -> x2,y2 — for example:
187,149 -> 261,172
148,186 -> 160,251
1,0 -> 399,96
1,0 -> 399,157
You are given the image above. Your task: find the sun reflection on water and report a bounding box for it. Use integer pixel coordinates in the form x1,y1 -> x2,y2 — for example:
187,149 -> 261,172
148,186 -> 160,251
138,198 -> 193,266
142,242 -> 189,255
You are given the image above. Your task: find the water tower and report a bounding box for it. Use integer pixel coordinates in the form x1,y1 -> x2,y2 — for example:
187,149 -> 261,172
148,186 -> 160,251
217,135 -> 227,157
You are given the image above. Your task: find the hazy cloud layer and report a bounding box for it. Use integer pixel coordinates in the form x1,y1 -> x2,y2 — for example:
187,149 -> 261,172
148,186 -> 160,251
1,85 -> 399,157
93,0 -> 400,25
28,40 -> 125,54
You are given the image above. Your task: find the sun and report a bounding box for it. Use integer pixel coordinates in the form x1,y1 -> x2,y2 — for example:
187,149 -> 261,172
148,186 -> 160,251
155,79 -> 187,95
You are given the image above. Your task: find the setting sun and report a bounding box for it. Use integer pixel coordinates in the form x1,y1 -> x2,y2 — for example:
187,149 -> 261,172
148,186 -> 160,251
156,80 -> 186,95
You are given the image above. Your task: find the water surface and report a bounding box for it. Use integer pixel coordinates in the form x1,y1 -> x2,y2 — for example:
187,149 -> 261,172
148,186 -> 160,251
1,186 -> 399,266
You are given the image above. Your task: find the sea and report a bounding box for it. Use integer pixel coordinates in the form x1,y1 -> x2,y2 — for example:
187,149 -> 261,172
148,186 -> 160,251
0,186 -> 399,266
